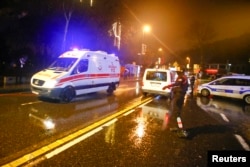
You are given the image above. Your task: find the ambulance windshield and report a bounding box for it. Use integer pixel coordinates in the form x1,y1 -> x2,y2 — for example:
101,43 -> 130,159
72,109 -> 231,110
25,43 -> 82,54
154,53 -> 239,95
48,58 -> 77,71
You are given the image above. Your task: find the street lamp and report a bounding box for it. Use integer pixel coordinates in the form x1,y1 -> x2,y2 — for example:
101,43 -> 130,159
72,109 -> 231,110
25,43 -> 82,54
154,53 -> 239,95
186,57 -> 190,69
141,25 -> 151,55
157,48 -> 163,66
143,25 -> 151,34
140,25 -> 151,65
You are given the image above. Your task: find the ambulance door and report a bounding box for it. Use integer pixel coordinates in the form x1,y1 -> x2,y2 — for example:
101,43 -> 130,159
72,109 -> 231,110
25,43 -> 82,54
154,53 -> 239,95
72,59 -> 92,95
92,57 -> 108,92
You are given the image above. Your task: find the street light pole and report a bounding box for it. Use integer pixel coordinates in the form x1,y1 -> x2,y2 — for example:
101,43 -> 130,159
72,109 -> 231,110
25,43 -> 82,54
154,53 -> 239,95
140,25 -> 151,65
186,57 -> 190,70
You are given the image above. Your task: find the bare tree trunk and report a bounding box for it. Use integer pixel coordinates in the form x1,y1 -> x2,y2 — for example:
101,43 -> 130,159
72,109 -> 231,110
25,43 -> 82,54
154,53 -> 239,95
61,2 -> 73,52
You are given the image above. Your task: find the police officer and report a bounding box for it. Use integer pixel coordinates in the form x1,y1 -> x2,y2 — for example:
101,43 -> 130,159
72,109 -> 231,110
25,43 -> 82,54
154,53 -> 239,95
162,70 -> 188,137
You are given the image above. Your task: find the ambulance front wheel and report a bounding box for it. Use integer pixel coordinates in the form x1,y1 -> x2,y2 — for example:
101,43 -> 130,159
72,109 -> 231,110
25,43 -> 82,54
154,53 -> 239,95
60,86 -> 75,103
142,92 -> 148,96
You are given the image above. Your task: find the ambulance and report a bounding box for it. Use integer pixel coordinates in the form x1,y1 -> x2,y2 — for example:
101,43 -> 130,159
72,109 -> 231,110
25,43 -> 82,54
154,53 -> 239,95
31,49 -> 120,102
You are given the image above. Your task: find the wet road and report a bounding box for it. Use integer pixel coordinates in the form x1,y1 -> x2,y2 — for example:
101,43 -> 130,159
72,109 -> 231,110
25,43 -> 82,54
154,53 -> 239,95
0,80 -> 146,165
0,80 -> 250,166
39,95 -> 250,167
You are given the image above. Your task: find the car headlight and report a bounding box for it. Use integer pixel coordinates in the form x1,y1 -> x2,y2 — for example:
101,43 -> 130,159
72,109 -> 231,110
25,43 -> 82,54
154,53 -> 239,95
43,80 -> 57,88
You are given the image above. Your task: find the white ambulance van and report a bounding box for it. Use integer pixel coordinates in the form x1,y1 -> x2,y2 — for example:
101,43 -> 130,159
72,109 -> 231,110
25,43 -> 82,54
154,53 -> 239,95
31,49 -> 120,102
142,68 -> 177,97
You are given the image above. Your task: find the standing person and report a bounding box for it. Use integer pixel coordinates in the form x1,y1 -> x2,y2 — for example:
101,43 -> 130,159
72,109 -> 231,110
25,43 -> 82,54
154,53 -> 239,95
124,68 -> 129,80
162,70 -> 189,137
189,75 -> 196,96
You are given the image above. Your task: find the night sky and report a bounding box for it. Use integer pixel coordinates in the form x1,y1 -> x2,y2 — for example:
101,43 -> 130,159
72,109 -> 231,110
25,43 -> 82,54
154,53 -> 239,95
124,0 -> 250,51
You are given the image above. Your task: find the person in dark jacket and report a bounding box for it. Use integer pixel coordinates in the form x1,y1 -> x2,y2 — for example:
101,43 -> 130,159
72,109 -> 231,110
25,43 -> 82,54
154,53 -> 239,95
162,70 -> 188,137
189,75 -> 195,96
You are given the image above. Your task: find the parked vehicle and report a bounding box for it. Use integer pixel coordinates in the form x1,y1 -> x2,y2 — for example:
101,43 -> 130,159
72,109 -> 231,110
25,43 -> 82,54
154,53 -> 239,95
204,63 -> 228,76
31,49 -> 120,102
141,68 -> 177,96
197,75 -> 250,104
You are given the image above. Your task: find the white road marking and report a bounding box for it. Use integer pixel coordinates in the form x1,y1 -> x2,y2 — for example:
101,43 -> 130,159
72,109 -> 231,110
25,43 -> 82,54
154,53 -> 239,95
220,113 -> 229,122
234,134 -> 250,151
21,101 -> 42,106
45,127 -> 103,159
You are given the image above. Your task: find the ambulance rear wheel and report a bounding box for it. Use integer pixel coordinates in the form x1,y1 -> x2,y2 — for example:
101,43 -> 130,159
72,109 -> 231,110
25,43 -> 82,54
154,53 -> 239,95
60,86 -> 75,103
107,83 -> 115,95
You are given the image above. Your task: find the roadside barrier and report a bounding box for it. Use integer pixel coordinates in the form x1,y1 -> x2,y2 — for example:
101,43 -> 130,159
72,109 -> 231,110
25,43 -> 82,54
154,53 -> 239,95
1,76 -> 30,85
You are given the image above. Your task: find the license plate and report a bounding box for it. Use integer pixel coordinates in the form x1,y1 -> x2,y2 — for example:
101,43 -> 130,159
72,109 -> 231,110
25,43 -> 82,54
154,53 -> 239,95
150,82 -> 160,87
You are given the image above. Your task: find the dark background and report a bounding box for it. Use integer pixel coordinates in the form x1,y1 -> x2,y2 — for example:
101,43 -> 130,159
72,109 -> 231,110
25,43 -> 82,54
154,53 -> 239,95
0,0 -> 250,77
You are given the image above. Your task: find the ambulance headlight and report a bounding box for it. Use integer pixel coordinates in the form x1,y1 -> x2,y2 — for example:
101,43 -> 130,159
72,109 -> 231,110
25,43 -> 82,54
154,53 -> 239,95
44,80 -> 57,88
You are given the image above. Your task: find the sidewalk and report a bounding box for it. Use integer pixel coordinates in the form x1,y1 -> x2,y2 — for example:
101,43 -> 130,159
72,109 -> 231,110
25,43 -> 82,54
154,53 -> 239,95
0,83 -> 31,94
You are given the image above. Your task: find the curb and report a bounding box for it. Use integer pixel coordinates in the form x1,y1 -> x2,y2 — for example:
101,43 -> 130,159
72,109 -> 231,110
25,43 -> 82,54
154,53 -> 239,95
0,85 -> 31,94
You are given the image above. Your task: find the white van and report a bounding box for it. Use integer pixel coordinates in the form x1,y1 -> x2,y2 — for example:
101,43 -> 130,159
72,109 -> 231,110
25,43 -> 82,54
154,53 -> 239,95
31,49 -> 120,102
141,68 -> 177,96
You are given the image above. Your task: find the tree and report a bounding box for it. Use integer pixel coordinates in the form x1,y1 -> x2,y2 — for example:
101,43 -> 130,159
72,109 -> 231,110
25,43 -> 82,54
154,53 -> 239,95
186,21 -> 216,68
0,0 -> 127,72
62,1 -> 74,52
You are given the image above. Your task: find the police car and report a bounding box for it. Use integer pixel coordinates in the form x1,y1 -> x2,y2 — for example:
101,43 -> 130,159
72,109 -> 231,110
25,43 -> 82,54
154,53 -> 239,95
197,75 -> 250,104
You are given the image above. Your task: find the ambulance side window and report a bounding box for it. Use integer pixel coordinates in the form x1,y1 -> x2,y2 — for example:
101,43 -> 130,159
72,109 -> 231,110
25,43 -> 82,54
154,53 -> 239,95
74,59 -> 88,74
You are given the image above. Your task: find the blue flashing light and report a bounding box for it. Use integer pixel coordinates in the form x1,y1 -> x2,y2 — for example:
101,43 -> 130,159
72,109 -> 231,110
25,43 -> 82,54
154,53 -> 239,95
72,47 -> 79,51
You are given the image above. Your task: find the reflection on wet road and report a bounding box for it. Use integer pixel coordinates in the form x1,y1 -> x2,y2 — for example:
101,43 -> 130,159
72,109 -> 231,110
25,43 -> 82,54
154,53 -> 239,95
197,96 -> 250,124
1,81 -> 250,166
0,81 -> 145,166
28,94 -> 119,132
39,95 -> 249,166
197,96 -> 250,149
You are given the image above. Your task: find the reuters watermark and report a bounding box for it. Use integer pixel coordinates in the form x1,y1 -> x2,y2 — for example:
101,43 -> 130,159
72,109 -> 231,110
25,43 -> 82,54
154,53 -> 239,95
207,151 -> 249,167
